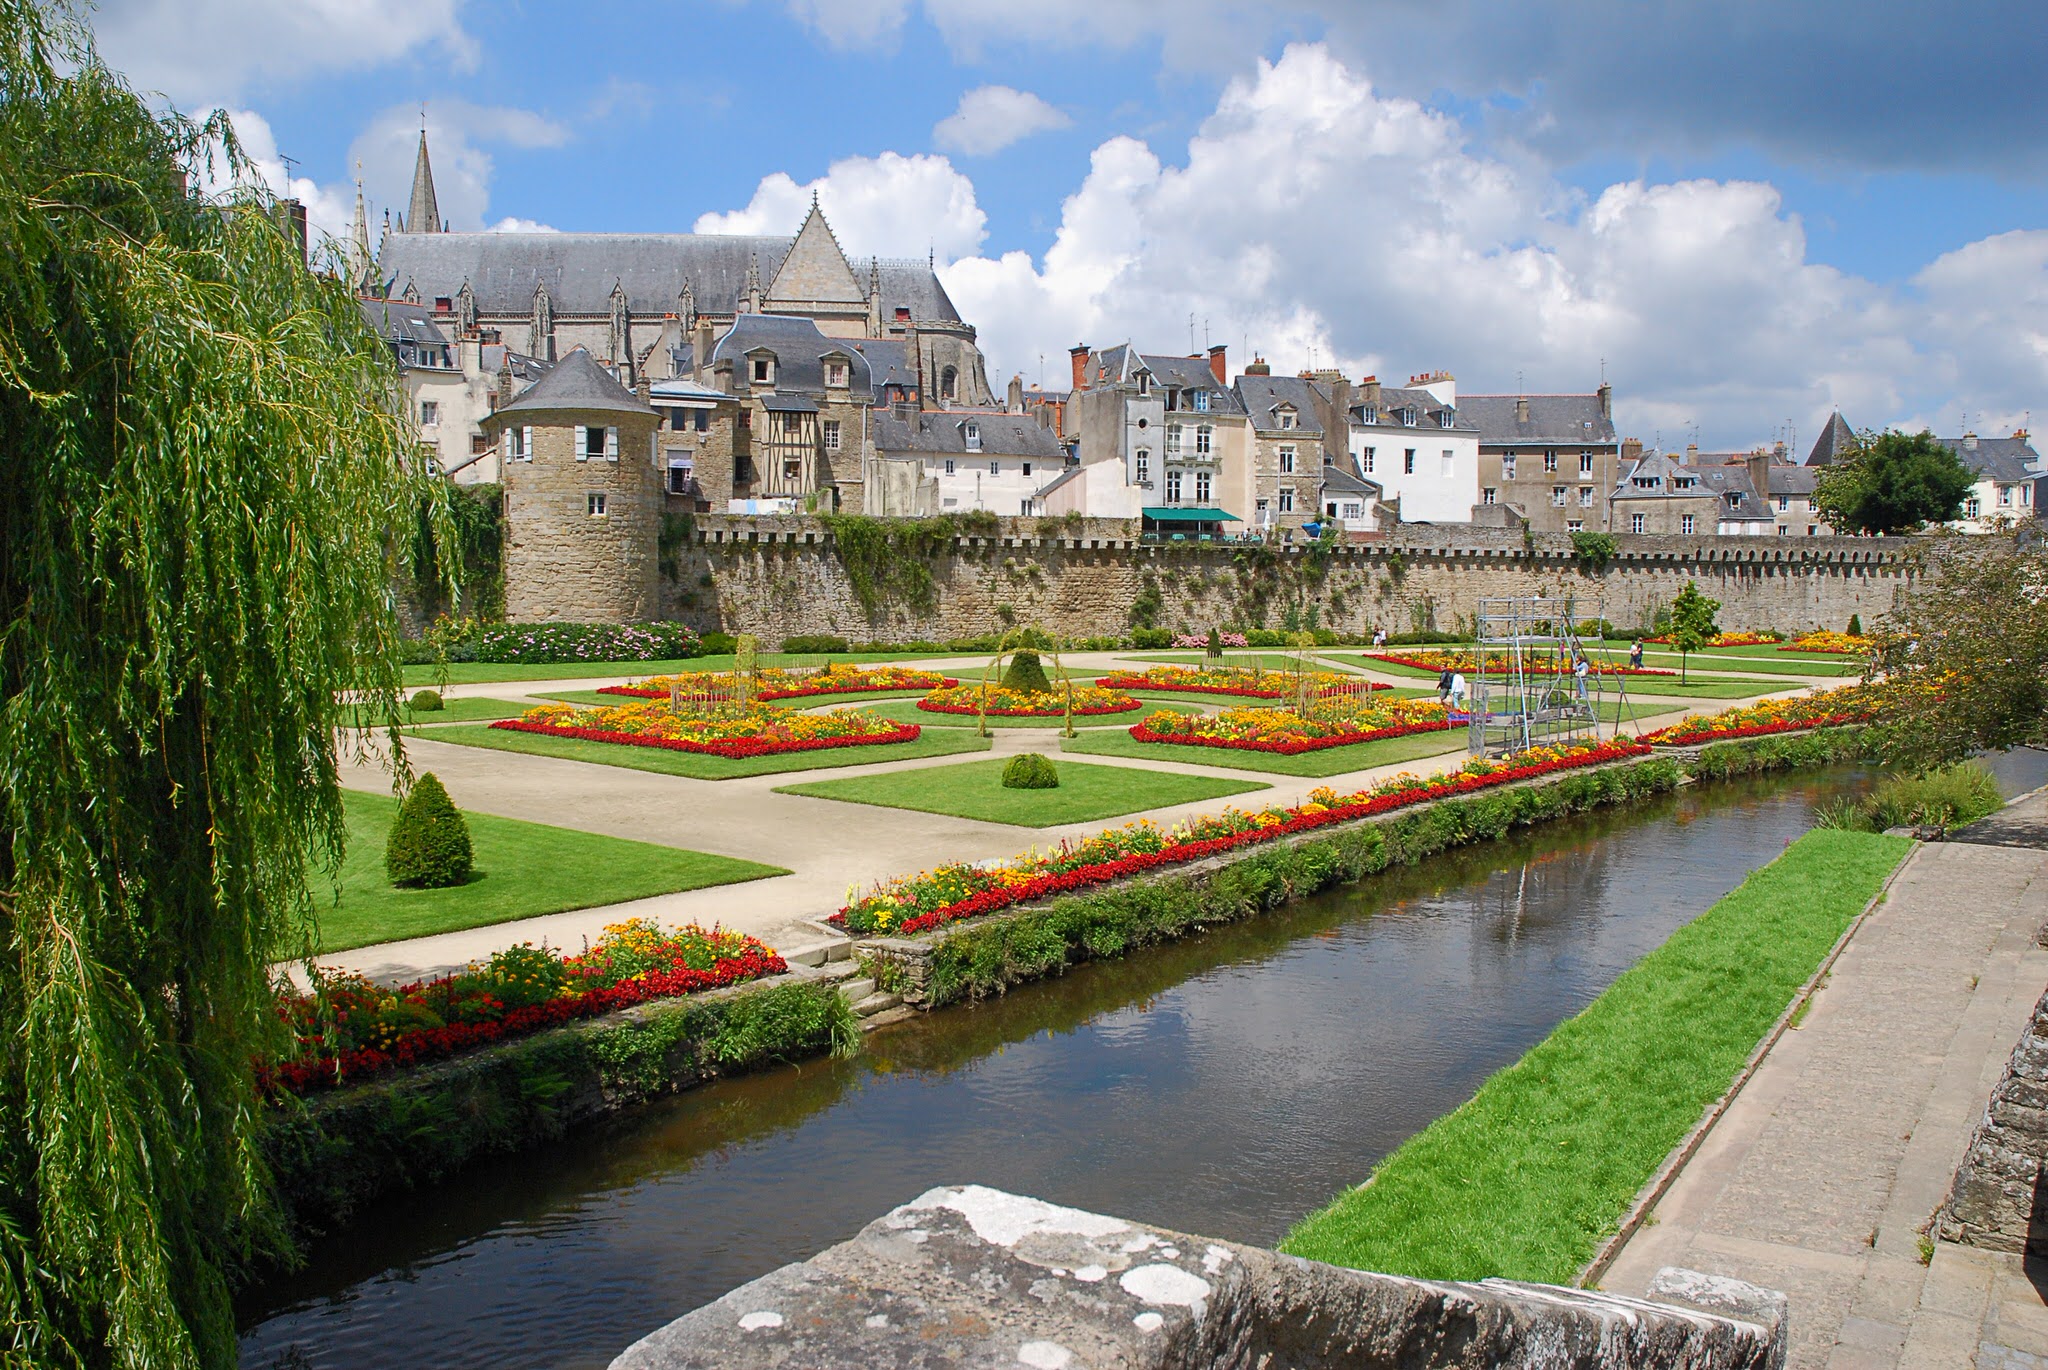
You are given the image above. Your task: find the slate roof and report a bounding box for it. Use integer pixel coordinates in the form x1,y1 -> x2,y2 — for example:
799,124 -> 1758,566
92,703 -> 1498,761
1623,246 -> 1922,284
1610,450 -> 1697,499
874,411 -> 1065,459
375,231 -> 961,323
479,343 -> 551,381
1806,412 -> 1856,467
1352,384 -> 1478,434
1460,394 -> 1617,447
711,315 -> 874,397
1138,354 -> 1240,410
358,297 -> 454,368
1937,435 -> 2044,484
1692,464 -> 1771,521
1234,374 -> 1325,434
1767,464 -> 1818,497
1319,459 -> 1381,498
849,337 -> 917,396
759,393 -> 818,413
484,347 -> 652,422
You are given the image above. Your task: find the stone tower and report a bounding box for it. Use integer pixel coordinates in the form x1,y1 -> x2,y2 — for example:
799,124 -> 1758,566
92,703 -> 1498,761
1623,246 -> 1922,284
399,128 -> 443,234
481,348 -> 663,622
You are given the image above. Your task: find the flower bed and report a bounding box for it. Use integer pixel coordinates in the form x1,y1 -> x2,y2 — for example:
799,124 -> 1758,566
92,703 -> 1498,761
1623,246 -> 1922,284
267,920 -> 785,1094
490,699 -> 918,758
1642,685 -> 1879,746
1780,631 -> 1873,655
1366,649 -> 1675,677
1095,666 -> 1391,699
598,664 -> 957,702
1130,699 -> 1451,754
1640,631 -> 1781,648
418,617 -> 701,664
1172,631 -> 1250,649
833,739 -> 1650,936
917,683 -> 1141,717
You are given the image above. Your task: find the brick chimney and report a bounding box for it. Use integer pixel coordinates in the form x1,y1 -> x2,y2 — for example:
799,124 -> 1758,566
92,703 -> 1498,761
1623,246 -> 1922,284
1207,344 -> 1227,385
1069,344 -> 1091,392
1621,437 -> 1644,462
1359,375 -> 1381,409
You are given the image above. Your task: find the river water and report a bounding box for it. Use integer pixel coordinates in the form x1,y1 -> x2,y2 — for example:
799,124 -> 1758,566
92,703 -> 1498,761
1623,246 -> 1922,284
237,756 -> 2046,1369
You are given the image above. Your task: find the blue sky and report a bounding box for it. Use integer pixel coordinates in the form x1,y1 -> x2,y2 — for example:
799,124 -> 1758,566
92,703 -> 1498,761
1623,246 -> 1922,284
91,0 -> 2048,450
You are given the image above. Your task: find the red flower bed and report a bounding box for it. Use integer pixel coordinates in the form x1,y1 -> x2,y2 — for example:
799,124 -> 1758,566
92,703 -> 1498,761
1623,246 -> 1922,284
916,696 -> 1141,717
263,949 -> 786,1096
865,741 -> 1651,937
1128,717 -> 1453,754
1366,651 -> 1675,677
597,676 -> 960,701
1645,715 -> 1861,747
1094,674 -> 1392,699
489,717 -> 920,758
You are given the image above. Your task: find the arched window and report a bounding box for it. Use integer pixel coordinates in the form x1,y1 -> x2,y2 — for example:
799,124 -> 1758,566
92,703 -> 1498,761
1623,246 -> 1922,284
940,366 -> 958,400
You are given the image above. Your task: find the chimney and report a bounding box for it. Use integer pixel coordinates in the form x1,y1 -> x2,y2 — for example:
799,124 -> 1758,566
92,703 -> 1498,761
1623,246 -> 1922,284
1685,442 -> 1698,462
1007,374 -> 1025,414
1964,432 -> 1978,450
692,318 -> 715,379
495,363 -> 513,409
1515,395 -> 1530,424
1038,406 -> 1054,430
1597,381 -> 1612,420
636,372 -> 652,406
1359,375 -> 1381,409
1069,344 -> 1091,392
1207,344 -> 1227,385
1621,437 -> 1644,462
1244,354 -> 1270,377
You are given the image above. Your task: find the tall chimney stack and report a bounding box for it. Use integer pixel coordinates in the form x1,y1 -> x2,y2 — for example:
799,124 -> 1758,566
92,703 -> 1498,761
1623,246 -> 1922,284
1597,381 -> 1612,420
1069,344 -> 1091,392
1207,344 -> 1228,385
1516,395 -> 1530,424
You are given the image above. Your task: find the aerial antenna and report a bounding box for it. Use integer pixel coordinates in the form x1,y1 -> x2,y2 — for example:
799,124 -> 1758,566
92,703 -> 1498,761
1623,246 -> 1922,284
1203,317 -> 1211,349
1189,312 -> 1196,352
1599,356 -> 1606,384
1516,369 -> 1524,397
1037,352 -> 1044,388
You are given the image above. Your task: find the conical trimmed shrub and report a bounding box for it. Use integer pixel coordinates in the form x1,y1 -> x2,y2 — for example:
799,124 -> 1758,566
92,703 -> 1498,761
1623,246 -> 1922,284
1000,649 -> 1053,694
384,772 -> 474,889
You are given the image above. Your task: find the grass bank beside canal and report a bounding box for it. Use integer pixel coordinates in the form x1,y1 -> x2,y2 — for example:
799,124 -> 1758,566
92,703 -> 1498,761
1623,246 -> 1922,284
1280,826 -> 1912,1285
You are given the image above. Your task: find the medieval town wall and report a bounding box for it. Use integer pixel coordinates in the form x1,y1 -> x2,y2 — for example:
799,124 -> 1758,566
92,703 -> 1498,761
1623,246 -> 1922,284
661,514 -> 1922,641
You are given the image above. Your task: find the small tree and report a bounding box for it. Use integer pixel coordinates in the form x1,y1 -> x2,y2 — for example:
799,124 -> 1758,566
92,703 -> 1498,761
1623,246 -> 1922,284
1000,649 -> 1053,694
1813,429 -> 1975,534
385,773 -> 475,888
1001,753 -> 1059,789
1667,581 -> 1721,682
1205,626 -> 1223,660
1847,613 -> 1862,637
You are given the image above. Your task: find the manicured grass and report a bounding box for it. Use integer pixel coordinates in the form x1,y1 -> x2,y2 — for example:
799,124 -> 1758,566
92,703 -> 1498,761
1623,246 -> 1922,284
535,687 -> 939,709
401,650 -> 974,688
850,695 -> 1205,730
411,722 -> 992,780
1124,651 -> 1348,672
773,757 -> 1268,827
1280,828 -> 1912,1284
1626,651 -> 1859,678
345,697 -> 538,727
311,790 -> 789,953
1338,656 -> 1777,699
1061,725 -> 1469,777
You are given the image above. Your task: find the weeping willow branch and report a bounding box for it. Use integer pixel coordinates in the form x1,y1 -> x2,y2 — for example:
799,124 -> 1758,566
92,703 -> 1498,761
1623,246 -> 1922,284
0,4 -> 448,1365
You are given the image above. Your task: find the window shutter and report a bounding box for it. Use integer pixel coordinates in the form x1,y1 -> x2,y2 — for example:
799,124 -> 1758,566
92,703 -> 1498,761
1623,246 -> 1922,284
574,424 -> 589,462
605,427 -> 619,462
521,426 -> 532,460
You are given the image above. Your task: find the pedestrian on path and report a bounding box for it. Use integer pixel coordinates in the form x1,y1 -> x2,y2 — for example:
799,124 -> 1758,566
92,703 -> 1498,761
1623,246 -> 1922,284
1372,626 -> 1387,648
1629,640 -> 1644,670
1437,668 -> 1454,705
1449,670 -> 1468,713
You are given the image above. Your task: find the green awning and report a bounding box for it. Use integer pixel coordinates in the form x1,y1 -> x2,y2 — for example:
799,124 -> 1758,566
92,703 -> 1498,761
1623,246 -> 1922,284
1142,507 -> 1240,523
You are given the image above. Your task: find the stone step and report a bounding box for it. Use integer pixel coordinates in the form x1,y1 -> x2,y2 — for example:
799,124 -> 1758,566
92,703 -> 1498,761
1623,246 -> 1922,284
837,978 -> 877,1002
852,990 -> 903,1017
860,1005 -> 917,1030
812,959 -> 864,983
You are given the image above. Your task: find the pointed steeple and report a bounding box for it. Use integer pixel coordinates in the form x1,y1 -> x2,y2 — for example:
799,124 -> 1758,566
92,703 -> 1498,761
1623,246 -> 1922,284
347,162 -> 373,292
404,123 -> 442,234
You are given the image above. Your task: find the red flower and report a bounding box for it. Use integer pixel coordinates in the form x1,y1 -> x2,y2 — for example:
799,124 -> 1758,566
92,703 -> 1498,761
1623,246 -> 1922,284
488,719 -> 920,757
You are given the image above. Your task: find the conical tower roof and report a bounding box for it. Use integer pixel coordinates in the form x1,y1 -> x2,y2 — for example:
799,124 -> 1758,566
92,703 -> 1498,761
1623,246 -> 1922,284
483,348 -> 653,424
405,128 -> 442,234
1806,411 -> 1855,467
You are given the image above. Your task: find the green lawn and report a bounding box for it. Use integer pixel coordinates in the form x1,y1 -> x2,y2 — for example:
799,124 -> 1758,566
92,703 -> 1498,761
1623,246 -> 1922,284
774,757 -> 1268,827
1123,651 -> 1348,672
401,650 -> 975,688
1281,828 -> 1911,1284
412,722 -> 992,780
1340,656 -> 1777,699
311,790 -> 788,953
849,695 -> 1204,731
1626,651 -> 1859,678
345,696 -> 538,727
1061,725 -> 1469,777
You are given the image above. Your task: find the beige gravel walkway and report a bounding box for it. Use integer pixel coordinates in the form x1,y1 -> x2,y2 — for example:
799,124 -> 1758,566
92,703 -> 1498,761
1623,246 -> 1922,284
327,649 -> 1821,983
1602,801 -> 2048,1369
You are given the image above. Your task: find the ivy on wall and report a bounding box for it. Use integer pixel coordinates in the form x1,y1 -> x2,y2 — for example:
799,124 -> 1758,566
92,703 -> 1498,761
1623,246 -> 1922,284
820,513 -> 985,615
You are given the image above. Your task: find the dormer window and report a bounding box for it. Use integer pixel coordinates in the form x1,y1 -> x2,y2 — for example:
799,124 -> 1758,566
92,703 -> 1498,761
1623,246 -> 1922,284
1277,408 -> 1297,430
965,422 -> 981,452
1400,408 -> 1417,427
1437,409 -> 1453,428
1360,407 -> 1377,425
824,359 -> 849,388
1673,476 -> 1696,490
1137,373 -> 1151,396
1193,390 -> 1210,412
751,356 -> 774,385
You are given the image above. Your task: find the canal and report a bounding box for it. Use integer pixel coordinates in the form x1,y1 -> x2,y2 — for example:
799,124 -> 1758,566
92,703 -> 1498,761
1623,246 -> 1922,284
237,757 -> 2043,1368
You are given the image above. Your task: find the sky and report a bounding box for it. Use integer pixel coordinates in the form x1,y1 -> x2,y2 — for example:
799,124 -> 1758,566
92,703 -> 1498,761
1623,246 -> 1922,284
89,0 -> 2048,453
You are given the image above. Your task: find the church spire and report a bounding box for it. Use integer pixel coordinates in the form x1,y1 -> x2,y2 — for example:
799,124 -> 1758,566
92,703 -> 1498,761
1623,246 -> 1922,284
347,161 -> 373,291
403,119 -> 442,234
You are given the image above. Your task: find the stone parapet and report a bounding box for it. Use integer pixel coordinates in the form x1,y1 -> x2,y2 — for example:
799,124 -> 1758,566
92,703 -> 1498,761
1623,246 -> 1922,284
610,1184 -> 1787,1369
1935,985 -> 2048,1253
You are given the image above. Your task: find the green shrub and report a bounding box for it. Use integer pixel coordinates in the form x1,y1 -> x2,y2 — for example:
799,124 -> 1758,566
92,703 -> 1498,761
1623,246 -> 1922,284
424,619 -> 699,664
1206,626 -> 1223,658
407,688 -> 444,712
780,633 -> 850,653
1131,628 -> 1171,649
699,631 -> 737,656
1847,613 -> 1862,637
1817,760 -> 2003,835
1002,753 -> 1060,789
1246,629 -> 1286,647
384,773 -> 474,889
1000,650 -> 1053,694
1385,629 -> 1466,646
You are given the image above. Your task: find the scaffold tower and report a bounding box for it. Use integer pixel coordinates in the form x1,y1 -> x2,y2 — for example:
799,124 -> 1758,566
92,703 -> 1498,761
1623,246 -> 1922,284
1467,596 -> 1616,756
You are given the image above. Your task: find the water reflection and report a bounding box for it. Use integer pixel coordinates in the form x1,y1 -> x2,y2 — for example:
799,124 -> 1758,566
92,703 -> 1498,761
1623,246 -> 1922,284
240,768 -> 1881,1370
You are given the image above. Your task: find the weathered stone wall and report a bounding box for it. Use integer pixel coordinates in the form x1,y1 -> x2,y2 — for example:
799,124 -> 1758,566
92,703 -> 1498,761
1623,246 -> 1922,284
665,513 -> 1921,642
503,411 -> 665,622
1936,985 -> 2048,1254
611,1185 -> 1787,1369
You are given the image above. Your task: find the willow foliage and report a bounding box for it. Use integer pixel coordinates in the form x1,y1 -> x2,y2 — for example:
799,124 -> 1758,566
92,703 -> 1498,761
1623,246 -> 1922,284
0,5 -> 443,1365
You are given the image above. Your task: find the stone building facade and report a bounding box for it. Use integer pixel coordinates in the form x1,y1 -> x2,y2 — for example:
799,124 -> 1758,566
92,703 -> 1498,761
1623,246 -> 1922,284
1464,387 -> 1623,532
481,349 -> 664,622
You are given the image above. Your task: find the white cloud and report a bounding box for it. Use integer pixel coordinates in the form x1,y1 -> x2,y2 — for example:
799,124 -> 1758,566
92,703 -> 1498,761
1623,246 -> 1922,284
695,151 -> 987,264
346,99 -> 569,234
196,108 -> 358,249
778,0 -> 911,51
489,216 -> 559,233
91,0 -> 475,104
933,86 -> 1072,156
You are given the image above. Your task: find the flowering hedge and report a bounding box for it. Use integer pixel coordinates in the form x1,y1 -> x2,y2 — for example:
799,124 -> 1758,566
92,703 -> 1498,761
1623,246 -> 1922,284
1640,631 -> 1781,648
267,920 -> 785,1094
1642,684 -> 1880,746
918,683 -> 1141,717
598,664 -> 956,702
1095,665 -> 1392,699
1780,631 -> 1873,655
1367,649 -> 1675,677
491,699 -> 918,757
1130,698 -> 1451,754
834,739 -> 1649,936
1172,631 -> 1250,649
419,617 -> 701,664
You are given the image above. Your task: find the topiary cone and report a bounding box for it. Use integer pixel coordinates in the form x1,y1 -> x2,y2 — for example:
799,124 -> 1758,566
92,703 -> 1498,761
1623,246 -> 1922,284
385,772 -> 474,889
1000,649 -> 1053,694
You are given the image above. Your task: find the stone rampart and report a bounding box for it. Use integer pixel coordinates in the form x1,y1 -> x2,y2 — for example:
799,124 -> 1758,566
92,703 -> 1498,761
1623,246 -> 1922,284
669,513 -> 1922,642
1935,985 -> 2048,1254
610,1184 -> 1788,1369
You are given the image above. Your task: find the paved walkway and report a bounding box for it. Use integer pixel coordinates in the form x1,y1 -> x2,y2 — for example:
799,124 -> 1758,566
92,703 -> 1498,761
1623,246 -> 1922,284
1603,793 -> 2048,1369
328,649 -> 1821,982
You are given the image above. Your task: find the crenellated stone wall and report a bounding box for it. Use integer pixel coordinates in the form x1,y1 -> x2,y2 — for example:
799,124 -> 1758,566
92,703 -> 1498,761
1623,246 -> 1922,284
662,514 -> 1923,642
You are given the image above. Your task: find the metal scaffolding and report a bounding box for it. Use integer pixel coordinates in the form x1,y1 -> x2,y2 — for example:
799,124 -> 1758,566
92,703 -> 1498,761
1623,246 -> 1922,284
1467,596 -> 1619,756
